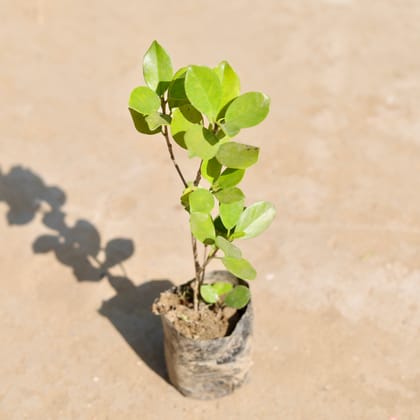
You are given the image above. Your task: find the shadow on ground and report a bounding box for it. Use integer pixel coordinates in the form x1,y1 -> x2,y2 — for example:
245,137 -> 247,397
0,164 -> 170,381
99,277 -> 173,381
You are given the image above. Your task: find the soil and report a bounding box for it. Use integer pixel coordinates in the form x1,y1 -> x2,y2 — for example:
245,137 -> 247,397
152,284 -> 240,340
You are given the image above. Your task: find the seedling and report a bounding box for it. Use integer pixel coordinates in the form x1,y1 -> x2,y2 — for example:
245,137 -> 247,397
129,41 -> 275,311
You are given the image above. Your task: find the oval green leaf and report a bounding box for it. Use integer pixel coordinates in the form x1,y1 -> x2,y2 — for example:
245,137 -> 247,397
216,142 -> 259,169
220,200 -> 244,230
145,112 -> 171,130
201,158 -> 222,183
185,66 -> 222,123
189,188 -> 214,213
143,40 -> 173,95
190,212 -> 216,244
214,187 -> 244,204
170,105 -> 202,149
224,285 -> 251,309
219,121 -> 240,138
224,92 -> 270,133
215,236 -> 242,258
184,125 -> 220,160
214,215 -> 229,238
235,201 -> 276,239
214,61 -> 240,111
128,108 -> 160,135
168,67 -> 188,108
128,86 -> 161,115
212,281 -> 233,296
213,168 -> 245,189
200,284 -> 219,304
222,257 -> 256,281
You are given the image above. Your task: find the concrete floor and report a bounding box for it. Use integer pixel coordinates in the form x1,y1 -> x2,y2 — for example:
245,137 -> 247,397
1,1 -> 420,419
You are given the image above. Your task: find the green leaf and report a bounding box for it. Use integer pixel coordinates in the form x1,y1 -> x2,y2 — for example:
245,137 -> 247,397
212,281 -> 233,296
128,108 -> 160,135
190,212 -> 216,244
230,231 -> 246,240
223,92 -> 270,134
185,66 -> 222,123
170,105 -> 202,149
168,67 -> 189,108
214,61 -> 240,111
216,142 -> 259,169
215,236 -> 242,258
200,284 -> 219,304
220,200 -> 244,230
214,187 -> 244,204
213,168 -> 245,189
201,158 -> 222,183
184,125 -> 220,160
224,285 -> 251,309
189,188 -> 214,213
145,112 -> 171,130
219,121 -> 240,138
222,257 -> 257,280
128,86 -> 161,115
235,201 -> 276,239
143,40 -> 173,95
222,257 -> 256,281
214,215 -> 229,238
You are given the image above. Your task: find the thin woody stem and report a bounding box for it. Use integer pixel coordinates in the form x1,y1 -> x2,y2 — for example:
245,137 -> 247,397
193,160 -> 202,186
203,248 -> 218,270
198,247 -> 219,287
159,97 -> 203,311
200,245 -> 208,285
161,125 -> 188,189
191,234 -> 201,311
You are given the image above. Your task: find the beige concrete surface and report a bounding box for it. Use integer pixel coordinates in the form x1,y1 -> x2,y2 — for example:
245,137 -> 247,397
1,1 -> 420,419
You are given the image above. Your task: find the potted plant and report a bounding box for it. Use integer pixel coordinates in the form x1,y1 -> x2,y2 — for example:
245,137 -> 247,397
128,41 -> 275,399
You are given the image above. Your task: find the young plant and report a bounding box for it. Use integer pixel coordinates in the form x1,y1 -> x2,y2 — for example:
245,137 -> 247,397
129,41 -> 275,311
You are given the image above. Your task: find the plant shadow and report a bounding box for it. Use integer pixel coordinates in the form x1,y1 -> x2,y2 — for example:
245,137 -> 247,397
0,164 -> 171,382
99,276 -> 174,381
0,165 -> 66,226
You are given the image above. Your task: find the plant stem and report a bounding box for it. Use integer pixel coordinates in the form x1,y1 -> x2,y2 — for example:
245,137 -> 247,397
161,124 -> 188,189
160,97 -> 188,188
200,245 -> 208,285
203,248 -> 218,271
159,97 -> 203,310
191,234 -> 201,312
198,247 -> 219,289
159,98 -> 212,312
193,160 -> 202,186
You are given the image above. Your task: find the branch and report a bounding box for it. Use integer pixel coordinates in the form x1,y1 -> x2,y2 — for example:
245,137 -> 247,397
191,234 -> 201,311
193,160 -> 202,186
202,247 -> 218,271
160,98 -> 188,189
161,125 -> 188,188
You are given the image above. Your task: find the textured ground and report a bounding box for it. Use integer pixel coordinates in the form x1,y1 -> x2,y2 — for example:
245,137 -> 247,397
1,1 -> 420,419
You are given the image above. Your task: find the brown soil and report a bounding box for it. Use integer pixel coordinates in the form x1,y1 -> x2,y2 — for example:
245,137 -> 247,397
153,284 -> 240,340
